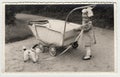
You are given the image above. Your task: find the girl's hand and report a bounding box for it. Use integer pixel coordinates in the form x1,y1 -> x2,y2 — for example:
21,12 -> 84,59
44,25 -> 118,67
73,27 -> 81,31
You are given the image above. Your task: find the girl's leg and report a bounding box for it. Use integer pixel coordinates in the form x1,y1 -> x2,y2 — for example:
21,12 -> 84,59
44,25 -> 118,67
83,46 -> 92,60
82,29 -> 95,60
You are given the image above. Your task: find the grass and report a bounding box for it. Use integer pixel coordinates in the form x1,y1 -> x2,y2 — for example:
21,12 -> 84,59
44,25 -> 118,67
5,19 -> 33,43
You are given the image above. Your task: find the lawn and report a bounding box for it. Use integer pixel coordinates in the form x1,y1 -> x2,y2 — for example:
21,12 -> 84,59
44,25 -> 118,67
5,19 -> 33,43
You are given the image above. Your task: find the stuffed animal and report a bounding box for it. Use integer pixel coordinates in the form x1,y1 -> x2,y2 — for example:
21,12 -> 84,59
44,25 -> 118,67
22,44 -> 41,63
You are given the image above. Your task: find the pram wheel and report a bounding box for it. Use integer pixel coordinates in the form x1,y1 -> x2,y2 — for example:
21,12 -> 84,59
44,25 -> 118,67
49,45 -> 57,56
72,41 -> 79,49
39,44 -> 44,53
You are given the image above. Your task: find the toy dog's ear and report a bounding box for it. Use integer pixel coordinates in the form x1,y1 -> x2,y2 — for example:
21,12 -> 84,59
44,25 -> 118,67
32,44 -> 38,49
22,46 -> 27,51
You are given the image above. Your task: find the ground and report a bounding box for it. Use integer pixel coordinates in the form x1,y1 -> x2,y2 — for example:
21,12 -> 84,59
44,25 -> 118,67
5,14 -> 114,72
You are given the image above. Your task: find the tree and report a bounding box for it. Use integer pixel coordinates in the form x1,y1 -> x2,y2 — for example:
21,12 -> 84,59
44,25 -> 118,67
5,5 -> 17,25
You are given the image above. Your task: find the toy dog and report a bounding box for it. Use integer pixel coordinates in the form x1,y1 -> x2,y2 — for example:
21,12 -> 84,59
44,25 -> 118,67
22,44 -> 41,63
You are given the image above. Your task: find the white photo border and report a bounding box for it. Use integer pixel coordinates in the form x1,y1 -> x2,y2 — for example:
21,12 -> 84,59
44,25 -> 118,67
0,0 -> 119,77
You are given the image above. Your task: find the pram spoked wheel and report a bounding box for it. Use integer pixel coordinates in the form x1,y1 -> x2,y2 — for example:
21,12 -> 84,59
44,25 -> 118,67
72,41 -> 79,49
49,45 -> 57,56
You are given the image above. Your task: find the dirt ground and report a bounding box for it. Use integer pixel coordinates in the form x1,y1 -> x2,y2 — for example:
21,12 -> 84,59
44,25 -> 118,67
5,14 -> 114,72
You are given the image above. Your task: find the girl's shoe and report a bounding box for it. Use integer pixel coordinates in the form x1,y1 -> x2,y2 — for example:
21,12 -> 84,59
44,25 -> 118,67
82,55 -> 92,60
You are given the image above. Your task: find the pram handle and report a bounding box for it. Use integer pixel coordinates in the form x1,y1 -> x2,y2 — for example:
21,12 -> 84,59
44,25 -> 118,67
63,5 -> 96,43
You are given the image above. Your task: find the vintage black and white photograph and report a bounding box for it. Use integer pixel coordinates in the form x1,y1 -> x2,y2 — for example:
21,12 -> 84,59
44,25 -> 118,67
5,3 -> 115,72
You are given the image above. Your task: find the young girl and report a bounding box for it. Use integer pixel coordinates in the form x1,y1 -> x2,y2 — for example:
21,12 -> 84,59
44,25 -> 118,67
81,6 -> 96,60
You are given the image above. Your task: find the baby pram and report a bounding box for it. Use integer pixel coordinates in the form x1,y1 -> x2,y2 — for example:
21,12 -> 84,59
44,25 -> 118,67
28,5 -> 95,56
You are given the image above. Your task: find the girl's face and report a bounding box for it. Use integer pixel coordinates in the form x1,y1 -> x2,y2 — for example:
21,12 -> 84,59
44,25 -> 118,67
82,9 -> 88,15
